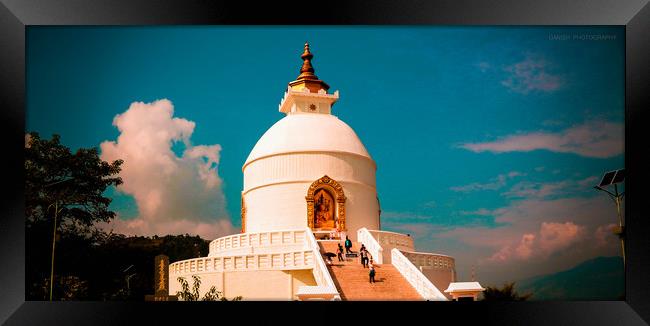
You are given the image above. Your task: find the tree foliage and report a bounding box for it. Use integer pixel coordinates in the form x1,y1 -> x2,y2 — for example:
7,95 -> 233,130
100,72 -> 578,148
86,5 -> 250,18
24,132 -> 236,302
25,132 -> 123,230
25,132 -> 124,300
176,275 -> 242,301
27,227 -> 212,300
482,282 -> 532,301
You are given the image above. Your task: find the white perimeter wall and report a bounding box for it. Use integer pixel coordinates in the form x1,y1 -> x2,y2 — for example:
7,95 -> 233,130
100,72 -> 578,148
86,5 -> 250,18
420,268 -> 455,300
169,269 -> 316,301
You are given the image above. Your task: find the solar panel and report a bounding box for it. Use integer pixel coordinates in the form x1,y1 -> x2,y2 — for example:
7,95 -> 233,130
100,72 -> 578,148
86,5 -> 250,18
598,169 -> 625,187
612,169 -> 625,184
599,171 -> 617,187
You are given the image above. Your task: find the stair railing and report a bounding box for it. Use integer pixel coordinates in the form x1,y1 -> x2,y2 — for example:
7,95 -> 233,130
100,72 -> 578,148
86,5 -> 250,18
391,248 -> 448,301
297,228 -> 341,300
357,227 -> 384,264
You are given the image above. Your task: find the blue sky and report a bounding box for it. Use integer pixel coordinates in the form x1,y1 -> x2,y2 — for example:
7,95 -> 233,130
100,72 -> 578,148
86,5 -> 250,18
27,26 -> 624,285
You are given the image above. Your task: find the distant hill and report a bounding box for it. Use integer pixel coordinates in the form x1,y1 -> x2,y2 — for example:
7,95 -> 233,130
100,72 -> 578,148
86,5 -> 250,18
516,256 -> 624,300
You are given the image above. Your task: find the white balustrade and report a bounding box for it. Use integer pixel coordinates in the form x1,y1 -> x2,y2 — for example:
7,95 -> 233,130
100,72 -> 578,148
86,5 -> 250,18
172,228 -> 454,301
399,250 -> 455,270
298,228 -> 341,301
169,249 -> 314,277
368,230 -> 414,251
172,227 -> 340,301
357,227 -> 384,264
391,248 -> 448,301
209,230 -> 307,256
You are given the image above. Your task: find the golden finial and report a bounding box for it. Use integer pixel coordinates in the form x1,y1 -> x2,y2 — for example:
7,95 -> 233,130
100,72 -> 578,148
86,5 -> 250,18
297,42 -> 317,80
289,41 -> 329,92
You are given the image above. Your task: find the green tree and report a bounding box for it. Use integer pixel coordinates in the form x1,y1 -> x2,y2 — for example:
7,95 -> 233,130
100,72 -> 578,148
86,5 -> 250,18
25,132 -> 123,230
176,275 -> 242,301
481,282 -> 532,301
25,132 -> 123,300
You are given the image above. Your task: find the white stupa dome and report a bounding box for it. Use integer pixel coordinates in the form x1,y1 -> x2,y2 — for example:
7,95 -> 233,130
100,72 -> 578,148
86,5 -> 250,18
244,113 -> 372,167
240,42 -> 380,238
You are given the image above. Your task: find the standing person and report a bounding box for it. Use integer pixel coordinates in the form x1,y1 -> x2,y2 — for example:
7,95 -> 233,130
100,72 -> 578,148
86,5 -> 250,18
344,236 -> 352,254
360,248 -> 367,268
337,244 -> 344,262
368,260 -> 376,283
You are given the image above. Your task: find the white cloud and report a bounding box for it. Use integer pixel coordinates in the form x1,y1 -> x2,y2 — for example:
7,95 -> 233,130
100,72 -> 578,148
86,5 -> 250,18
538,221 -> 583,253
501,56 -> 563,94
459,119 -> 624,158
451,171 -> 524,193
514,233 -> 536,259
460,208 -> 494,216
595,223 -> 619,247
476,62 -> 491,72
488,221 -> 584,262
397,194 -> 621,285
98,99 -> 236,239
503,176 -> 598,199
381,211 -> 435,223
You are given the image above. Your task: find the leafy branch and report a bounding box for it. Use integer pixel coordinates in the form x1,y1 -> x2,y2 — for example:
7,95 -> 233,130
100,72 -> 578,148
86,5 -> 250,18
176,275 -> 242,301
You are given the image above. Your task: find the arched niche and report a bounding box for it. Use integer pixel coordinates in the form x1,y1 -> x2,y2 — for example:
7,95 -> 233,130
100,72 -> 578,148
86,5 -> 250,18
306,175 -> 346,231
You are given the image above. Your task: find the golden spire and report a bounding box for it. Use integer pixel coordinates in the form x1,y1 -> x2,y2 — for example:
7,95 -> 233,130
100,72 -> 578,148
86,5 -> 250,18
297,42 -> 317,80
288,42 -> 330,93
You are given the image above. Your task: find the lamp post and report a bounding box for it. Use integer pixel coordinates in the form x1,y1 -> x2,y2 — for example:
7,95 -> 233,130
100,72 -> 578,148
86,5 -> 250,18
594,169 -> 625,266
123,265 -> 136,298
44,177 -> 75,301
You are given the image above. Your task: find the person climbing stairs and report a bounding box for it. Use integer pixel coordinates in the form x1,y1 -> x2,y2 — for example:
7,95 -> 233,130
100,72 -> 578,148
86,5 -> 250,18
318,241 -> 422,300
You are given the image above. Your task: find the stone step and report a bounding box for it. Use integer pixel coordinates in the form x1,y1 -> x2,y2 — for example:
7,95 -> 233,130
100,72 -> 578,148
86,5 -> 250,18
317,240 -> 422,300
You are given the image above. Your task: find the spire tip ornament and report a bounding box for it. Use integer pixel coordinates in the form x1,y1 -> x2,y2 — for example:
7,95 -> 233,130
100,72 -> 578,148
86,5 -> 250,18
289,42 -> 330,93
301,42 -> 313,61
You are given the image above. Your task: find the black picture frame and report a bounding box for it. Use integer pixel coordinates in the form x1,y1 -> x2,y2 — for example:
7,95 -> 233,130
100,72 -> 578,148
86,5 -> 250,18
1,0 -> 649,324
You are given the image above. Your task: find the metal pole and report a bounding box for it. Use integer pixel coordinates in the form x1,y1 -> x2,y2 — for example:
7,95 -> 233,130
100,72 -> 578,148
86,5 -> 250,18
44,177 -> 73,301
614,185 -> 625,266
614,184 -> 625,266
49,201 -> 58,301
617,197 -> 625,265
126,275 -> 131,297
